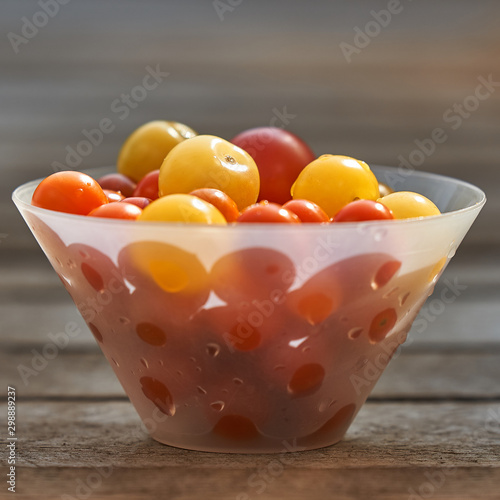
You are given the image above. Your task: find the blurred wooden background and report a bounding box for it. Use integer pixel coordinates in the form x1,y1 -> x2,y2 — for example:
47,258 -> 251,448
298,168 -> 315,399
1,1 -> 499,498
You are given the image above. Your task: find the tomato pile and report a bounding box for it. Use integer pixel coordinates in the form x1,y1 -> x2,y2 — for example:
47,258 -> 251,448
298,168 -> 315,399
31,121 -> 441,222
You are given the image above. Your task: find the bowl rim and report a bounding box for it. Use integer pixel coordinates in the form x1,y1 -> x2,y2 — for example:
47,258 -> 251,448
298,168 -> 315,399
12,165 -> 487,230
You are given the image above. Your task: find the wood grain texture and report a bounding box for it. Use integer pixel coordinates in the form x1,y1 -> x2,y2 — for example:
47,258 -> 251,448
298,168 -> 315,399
1,401 -> 499,498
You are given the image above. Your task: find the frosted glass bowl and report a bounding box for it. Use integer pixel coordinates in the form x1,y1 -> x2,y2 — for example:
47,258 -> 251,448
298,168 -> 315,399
13,166 -> 485,453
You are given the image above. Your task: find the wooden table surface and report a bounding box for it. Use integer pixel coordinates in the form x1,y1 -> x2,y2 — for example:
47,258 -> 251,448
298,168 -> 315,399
1,1 -> 500,499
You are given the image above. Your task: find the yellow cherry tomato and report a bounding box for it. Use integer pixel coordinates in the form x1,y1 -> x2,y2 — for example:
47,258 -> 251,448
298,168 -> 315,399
377,191 -> 440,219
378,182 -> 394,197
138,194 -> 227,224
291,155 -> 380,217
159,135 -> 260,211
117,121 -> 197,182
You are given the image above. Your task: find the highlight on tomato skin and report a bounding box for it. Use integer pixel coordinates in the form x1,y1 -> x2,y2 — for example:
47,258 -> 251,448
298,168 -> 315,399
88,202 -> 143,220
237,202 -> 301,223
282,199 -> 330,223
333,199 -> 394,223
103,189 -> 126,203
31,171 -> 108,215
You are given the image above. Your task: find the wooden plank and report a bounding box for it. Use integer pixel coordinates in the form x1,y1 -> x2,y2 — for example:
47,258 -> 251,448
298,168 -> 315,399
4,466 -> 500,500
4,401 -> 500,468
2,348 -> 500,399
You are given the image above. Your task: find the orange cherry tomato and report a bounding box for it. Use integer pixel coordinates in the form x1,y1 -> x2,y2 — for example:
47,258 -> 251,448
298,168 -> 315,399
282,199 -> 329,223
237,202 -> 301,223
189,188 -> 240,223
88,202 -> 142,220
31,171 -> 108,215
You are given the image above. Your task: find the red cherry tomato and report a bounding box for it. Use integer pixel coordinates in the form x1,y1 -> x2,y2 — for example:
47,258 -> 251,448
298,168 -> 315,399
237,203 -> 301,223
333,200 -> 394,222
189,188 -> 239,223
97,173 -> 136,197
88,202 -> 142,220
31,171 -> 108,215
133,170 -> 160,200
282,199 -> 329,223
121,197 -> 152,209
103,189 -> 125,202
231,127 -> 315,204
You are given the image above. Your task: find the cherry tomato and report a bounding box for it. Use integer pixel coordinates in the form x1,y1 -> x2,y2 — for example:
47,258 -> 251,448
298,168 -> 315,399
31,171 -> 108,215
291,155 -> 380,217
189,188 -> 240,223
369,308 -> 398,343
97,173 -> 136,197
121,197 -> 152,209
333,199 -> 394,222
378,192 -> 441,219
196,303 -> 287,352
210,247 -> 296,304
118,241 -> 210,320
287,363 -> 325,397
231,127 -> 315,204
117,121 -> 197,182
378,182 -> 394,197
212,415 -> 259,441
103,189 -> 125,203
159,135 -> 260,211
138,194 -> 227,224
282,199 -> 329,223
88,202 -> 142,220
237,203 -> 300,223
133,170 -> 160,200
